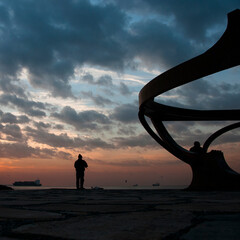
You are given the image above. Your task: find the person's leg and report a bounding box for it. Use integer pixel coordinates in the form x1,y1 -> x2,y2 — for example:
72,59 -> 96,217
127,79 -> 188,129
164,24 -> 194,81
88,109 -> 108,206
76,172 -> 80,189
80,174 -> 85,189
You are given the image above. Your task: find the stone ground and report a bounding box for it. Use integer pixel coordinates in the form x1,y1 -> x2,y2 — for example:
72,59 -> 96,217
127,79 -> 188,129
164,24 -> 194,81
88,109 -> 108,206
0,189 -> 240,240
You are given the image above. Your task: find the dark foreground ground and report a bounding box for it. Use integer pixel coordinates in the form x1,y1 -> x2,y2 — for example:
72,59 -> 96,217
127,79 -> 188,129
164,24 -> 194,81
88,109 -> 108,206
0,189 -> 240,240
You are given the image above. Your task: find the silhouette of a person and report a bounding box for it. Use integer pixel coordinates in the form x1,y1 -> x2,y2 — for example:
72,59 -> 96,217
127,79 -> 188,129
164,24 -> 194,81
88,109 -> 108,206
190,141 -> 204,154
74,154 -> 88,189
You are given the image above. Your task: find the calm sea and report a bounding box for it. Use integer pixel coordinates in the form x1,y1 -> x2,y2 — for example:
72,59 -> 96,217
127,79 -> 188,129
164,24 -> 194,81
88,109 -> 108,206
9,185 -> 187,190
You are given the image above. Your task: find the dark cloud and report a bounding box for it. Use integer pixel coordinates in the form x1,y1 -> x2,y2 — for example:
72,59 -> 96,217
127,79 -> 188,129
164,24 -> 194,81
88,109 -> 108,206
25,126 -> 74,148
34,121 -> 51,129
81,73 -> 114,89
110,103 -> 138,123
128,19 -> 193,69
144,0 -> 239,42
163,120 -> 240,148
117,125 -> 137,136
82,73 -> 94,84
17,115 -> 30,124
0,111 -> 30,124
74,137 -> 114,150
0,78 -> 27,98
1,124 -> 23,141
203,84 -> 240,110
0,112 -> 18,124
0,141 -> 73,159
0,142 -> 38,158
52,106 -> 111,131
0,94 -> 46,117
109,0 -> 239,40
96,75 -> 114,87
106,0 -> 239,69
0,0 -> 238,100
157,79 -> 240,110
81,91 -> 115,107
0,0 -> 128,97
81,73 -> 131,97
163,121 -> 206,147
25,126 -> 114,150
214,130 -> 240,144
1,0 -> 234,100
119,82 -> 131,96
53,124 -> 65,130
81,73 -> 108,86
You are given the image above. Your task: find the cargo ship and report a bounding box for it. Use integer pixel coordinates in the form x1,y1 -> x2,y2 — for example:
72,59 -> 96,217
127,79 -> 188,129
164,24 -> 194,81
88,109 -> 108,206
13,179 -> 42,186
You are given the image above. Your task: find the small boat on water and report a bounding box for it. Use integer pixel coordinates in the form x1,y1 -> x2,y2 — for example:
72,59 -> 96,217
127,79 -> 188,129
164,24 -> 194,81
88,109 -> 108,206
152,183 -> 160,187
13,179 -> 42,186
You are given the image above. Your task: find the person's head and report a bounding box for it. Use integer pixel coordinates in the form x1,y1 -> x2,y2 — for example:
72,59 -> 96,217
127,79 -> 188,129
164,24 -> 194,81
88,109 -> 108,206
78,154 -> 82,160
194,141 -> 200,147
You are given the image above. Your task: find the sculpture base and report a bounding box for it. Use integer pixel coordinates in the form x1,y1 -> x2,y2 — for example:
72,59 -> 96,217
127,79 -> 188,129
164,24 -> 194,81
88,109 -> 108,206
187,150 -> 240,191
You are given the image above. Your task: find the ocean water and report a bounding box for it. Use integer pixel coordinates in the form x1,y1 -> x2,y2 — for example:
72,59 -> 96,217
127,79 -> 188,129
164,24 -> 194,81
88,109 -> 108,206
9,185 -> 187,190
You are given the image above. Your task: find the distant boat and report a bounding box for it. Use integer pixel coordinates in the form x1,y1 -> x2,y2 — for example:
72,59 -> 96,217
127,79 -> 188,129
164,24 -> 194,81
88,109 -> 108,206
152,183 -> 160,187
133,184 -> 138,187
13,179 -> 42,186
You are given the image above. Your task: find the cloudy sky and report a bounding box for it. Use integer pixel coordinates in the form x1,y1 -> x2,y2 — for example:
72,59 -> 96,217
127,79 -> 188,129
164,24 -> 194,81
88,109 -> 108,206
0,0 -> 239,187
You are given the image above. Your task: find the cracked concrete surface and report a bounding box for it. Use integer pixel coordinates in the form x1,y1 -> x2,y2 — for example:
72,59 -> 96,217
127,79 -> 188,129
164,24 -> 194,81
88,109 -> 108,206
0,189 -> 239,239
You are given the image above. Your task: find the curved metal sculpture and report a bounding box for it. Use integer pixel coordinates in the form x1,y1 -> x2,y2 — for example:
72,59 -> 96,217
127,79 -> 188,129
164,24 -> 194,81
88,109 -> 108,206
139,9 -> 240,190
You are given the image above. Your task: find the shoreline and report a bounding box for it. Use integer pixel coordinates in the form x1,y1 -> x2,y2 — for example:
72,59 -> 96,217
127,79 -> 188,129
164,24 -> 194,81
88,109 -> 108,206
6,184 -> 187,191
